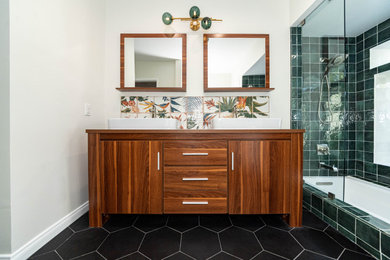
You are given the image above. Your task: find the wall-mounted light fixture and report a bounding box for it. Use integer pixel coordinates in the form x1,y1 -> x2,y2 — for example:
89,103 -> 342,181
162,6 -> 222,31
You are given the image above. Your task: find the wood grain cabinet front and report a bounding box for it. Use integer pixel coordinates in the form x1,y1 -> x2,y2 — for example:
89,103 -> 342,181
99,140 -> 162,215
87,130 -> 303,227
164,140 -> 227,166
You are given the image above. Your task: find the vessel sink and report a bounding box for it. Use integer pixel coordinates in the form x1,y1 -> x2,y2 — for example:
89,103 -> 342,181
212,118 -> 282,129
108,118 -> 178,129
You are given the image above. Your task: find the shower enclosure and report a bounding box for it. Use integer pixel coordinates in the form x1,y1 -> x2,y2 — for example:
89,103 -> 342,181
291,0 -> 348,200
291,0 -> 390,258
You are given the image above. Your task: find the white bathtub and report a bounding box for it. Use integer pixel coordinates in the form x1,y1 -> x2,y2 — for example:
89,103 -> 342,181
304,176 -> 390,224
304,176 -> 344,199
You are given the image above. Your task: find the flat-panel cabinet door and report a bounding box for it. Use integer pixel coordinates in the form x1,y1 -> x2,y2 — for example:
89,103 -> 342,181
100,141 -> 162,214
229,140 -> 291,214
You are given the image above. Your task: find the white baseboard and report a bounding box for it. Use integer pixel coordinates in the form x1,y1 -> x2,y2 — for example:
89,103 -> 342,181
0,201 -> 89,260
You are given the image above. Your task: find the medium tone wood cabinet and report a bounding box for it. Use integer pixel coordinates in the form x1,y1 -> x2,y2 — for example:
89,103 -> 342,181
229,140 -> 291,214
87,130 -> 304,227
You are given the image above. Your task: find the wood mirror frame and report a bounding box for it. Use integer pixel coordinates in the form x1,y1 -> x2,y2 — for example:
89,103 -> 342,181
117,33 -> 187,92
203,34 -> 273,92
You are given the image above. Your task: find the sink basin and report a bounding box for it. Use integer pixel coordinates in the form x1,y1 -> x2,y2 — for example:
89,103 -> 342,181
212,118 -> 282,129
108,118 -> 178,129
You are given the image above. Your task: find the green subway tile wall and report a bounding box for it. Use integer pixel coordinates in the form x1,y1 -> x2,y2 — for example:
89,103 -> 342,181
291,17 -> 390,185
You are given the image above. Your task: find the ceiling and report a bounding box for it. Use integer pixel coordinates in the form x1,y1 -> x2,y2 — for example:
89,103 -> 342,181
302,0 -> 390,37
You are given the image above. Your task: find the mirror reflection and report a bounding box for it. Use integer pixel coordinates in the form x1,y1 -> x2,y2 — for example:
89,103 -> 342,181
204,34 -> 270,91
209,38 -> 266,88
120,34 -> 186,91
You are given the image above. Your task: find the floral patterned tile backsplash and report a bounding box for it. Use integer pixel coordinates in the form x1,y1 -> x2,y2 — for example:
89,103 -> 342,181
121,96 -> 270,129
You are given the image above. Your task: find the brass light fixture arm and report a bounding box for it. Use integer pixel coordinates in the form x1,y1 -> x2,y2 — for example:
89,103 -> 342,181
172,17 -> 223,22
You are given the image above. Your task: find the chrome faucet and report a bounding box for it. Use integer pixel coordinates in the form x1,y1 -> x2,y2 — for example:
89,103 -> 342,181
317,144 -> 330,155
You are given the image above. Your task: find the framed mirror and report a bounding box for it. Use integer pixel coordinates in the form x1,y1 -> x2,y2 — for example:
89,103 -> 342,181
117,34 -> 186,92
204,34 -> 272,92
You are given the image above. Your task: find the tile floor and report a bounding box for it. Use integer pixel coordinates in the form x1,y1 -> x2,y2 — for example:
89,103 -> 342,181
29,209 -> 374,260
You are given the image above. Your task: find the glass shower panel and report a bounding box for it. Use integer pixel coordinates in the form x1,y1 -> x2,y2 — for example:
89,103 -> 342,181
300,0 -> 347,200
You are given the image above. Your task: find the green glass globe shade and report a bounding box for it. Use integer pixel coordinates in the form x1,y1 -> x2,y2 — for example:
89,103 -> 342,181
189,6 -> 200,19
162,12 -> 173,25
201,17 -> 212,30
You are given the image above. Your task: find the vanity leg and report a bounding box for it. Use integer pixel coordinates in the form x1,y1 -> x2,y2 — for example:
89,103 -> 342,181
88,133 -> 103,227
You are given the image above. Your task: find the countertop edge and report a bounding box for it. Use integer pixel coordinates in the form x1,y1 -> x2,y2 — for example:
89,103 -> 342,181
86,129 -> 305,134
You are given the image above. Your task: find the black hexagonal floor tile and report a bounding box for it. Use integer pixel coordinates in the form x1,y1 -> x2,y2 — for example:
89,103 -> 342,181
134,215 -> 168,232
139,227 -> 180,259
164,252 -> 193,260
255,226 -> 303,259
339,249 -> 375,260
56,228 -> 108,260
252,251 -> 285,260
181,226 -> 220,260
295,250 -> 333,260
324,226 -> 370,255
291,227 -> 343,259
208,252 -> 240,260
29,251 -> 62,260
260,215 -> 292,231
30,228 -> 73,257
103,214 -> 138,232
302,210 -> 328,231
120,252 -> 149,259
220,226 -> 262,260
167,215 -> 198,232
97,227 -> 144,260
229,215 -> 264,231
69,213 -> 90,232
72,252 -> 105,260
200,215 -> 231,232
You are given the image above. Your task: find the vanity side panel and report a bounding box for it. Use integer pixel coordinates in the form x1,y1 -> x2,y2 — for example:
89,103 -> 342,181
288,133 -> 303,227
88,133 -> 102,227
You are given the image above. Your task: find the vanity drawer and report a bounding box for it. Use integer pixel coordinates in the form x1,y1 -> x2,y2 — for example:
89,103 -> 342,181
164,166 -> 227,198
164,198 -> 227,214
164,140 -> 227,166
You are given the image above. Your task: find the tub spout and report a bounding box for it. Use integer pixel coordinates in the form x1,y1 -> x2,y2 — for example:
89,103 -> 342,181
319,162 -> 339,173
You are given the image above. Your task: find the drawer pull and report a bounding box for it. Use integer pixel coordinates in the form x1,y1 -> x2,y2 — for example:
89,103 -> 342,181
182,153 -> 209,156
182,177 -> 209,181
182,201 -> 209,205
231,152 -> 234,171
157,152 -> 160,171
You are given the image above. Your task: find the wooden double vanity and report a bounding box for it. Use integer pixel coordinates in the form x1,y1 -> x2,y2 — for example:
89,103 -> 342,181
86,129 -> 304,227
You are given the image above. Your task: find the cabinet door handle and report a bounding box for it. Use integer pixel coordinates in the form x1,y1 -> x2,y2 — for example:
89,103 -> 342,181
157,152 -> 160,171
182,153 -> 209,156
182,178 -> 209,181
231,152 -> 234,171
182,201 -> 208,205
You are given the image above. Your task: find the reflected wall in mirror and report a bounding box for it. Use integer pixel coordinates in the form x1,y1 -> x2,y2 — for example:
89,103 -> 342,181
118,34 -> 186,92
204,34 -> 272,92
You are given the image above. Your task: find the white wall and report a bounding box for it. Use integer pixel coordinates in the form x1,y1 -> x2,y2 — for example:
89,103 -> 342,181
0,0 -> 11,255
104,0 -> 292,128
9,0 -> 106,252
290,0 -> 322,26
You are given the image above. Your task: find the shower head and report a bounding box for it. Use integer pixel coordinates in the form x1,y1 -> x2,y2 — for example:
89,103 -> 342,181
329,54 -> 348,66
320,54 -> 348,66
